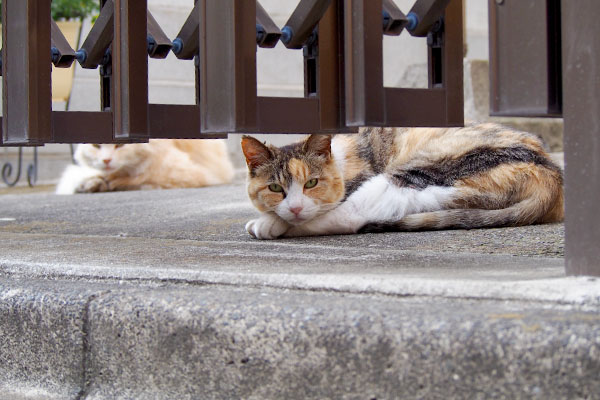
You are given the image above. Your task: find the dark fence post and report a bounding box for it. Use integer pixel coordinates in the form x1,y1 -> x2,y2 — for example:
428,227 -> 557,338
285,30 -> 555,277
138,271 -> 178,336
438,0 -> 463,126
112,0 -> 149,140
561,0 -> 600,276
488,0 -> 561,117
313,0 -> 347,131
1,0 -> 52,145
200,0 -> 257,134
344,0 -> 385,126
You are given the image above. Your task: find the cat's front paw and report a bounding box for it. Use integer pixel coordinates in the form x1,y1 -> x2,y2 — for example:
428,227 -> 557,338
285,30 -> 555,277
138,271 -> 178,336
245,214 -> 289,240
76,176 -> 109,193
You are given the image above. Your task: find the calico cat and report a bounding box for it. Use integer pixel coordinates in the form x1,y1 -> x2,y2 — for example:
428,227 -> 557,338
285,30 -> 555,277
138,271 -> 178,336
241,123 -> 563,239
56,139 -> 234,194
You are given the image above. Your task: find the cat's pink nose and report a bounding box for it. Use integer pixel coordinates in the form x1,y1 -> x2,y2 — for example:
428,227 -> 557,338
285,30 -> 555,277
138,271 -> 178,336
290,206 -> 303,216
103,159 -> 111,165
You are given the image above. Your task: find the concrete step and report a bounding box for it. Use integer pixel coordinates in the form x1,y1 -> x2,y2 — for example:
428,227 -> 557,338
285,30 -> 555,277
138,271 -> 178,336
0,184 -> 598,399
2,276 -> 599,400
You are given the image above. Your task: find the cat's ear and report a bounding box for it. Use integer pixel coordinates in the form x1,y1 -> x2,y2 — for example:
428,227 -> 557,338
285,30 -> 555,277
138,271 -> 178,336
241,136 -> 273,172
303,134 -> 332,159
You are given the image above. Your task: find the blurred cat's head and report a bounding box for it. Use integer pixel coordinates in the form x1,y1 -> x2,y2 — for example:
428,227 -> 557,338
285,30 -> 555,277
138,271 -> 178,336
241,135 -> 344,225
75,143 -> 150,173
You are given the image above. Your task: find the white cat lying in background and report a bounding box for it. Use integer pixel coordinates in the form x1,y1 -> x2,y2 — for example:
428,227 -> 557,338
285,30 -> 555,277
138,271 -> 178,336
56,139 -> 234,194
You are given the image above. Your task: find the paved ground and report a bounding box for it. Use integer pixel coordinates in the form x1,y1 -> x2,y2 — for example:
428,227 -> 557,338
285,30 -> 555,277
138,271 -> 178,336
1,182 -> 599,399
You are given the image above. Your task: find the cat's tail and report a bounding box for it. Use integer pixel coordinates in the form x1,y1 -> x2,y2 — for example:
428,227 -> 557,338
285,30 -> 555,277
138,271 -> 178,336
360,195 -> 564,233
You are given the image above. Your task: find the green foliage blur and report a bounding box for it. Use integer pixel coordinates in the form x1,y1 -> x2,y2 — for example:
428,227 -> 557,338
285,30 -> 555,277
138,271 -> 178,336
50,0 -> 99,21
0,0 -> 100,22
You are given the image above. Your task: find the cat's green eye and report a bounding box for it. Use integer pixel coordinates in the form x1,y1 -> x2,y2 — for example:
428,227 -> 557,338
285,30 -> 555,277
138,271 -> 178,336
304,178 -> 318,189
92,144 -> 101,149
268,183 -> 284,193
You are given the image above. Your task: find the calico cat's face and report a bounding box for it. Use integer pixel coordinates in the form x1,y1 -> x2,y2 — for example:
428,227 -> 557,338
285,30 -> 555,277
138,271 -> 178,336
241,135 -> 345,225
75,143 -> 149,172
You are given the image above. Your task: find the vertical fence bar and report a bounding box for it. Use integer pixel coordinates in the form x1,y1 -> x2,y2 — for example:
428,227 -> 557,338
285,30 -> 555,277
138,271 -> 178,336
343,0 -> 385,126
314,0 -> 348,132
112,0 -> 149,140
200,0 -> 257,134
561,0 -> 600,276
440,0 -> 463,126
1,0 -> 52,145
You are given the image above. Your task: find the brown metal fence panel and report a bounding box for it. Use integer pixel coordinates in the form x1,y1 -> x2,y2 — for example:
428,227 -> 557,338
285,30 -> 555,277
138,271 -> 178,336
199,0 -> 258,134
0,0 -> 463,144
112,0 -> 149,140
344,0 -> 386,126
488,0 -> 562,117
561,0 -> 600,277
1,0 -> 52,145
344,0 -> 463,127
489,0 -> 599,276
308,0 -> 346,132
386,0 -> 463,127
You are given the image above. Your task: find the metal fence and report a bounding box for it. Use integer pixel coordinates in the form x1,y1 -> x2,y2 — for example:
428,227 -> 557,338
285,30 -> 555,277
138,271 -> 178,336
488,0 -> 599,277
0,0 -> 462,144
0,0 -> 598,276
